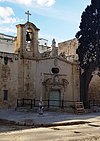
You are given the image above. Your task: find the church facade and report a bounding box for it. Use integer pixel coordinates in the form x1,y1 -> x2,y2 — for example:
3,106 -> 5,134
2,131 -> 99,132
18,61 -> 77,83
0,20 -> 80,109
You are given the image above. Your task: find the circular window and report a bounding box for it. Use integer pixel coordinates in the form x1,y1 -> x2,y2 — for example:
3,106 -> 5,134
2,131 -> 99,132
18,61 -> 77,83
51,67 -> 59,74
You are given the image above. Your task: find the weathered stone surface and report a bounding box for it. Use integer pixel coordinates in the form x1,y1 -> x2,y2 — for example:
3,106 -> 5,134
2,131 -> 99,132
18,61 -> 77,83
0,21 -> 81,109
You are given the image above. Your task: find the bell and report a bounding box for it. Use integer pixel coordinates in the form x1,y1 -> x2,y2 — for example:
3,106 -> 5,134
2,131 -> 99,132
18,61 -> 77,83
26,32 -> 31,42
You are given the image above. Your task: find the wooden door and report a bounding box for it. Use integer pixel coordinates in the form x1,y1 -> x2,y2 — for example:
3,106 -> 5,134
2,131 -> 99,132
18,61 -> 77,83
49,90 -> 61,108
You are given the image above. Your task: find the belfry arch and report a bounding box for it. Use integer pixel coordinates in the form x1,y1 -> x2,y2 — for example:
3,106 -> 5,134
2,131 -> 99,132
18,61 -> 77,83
15,21 -> 40,58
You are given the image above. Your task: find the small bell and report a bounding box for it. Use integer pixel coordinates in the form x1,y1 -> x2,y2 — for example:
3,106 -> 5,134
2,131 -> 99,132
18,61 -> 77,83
26,32 -> 31,42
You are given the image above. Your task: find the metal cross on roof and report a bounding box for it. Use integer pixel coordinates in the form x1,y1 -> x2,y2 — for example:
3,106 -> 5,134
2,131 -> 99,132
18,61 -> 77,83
25,11 -> 31,22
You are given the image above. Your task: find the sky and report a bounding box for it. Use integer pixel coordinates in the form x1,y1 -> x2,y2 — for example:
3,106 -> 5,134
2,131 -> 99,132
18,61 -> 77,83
0,0 -> 91,45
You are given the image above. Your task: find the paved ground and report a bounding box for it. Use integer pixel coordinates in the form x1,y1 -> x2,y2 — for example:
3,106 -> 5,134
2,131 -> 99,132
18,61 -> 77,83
0,109 -> 100,127
0,109 -> 100,141
0,124 -> 100,141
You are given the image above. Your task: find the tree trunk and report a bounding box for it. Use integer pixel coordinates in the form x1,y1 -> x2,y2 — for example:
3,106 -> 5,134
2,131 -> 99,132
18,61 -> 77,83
80,63 -> 96,108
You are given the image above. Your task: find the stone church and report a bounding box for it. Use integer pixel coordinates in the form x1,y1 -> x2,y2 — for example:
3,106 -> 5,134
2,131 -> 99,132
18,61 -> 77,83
0,12 -> 99,110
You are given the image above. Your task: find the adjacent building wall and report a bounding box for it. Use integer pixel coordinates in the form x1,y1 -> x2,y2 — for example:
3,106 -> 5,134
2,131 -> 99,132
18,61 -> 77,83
58,39 -> 79,62
58,38 -> 78,56
0,52 -> 19,108
0,33 -> 15,53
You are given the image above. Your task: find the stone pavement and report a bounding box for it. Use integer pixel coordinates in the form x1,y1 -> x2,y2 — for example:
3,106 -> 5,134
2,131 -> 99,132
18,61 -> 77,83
0,109 -> 100,127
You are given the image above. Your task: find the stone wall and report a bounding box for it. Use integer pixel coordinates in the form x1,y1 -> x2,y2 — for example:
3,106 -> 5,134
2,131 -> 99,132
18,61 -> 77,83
0,54 -> 80,109
0,52 -> 19,108
34,58 -> 80,103
89,74 -> 100,101
17,59 -> 36,99
58,38 -> 78,56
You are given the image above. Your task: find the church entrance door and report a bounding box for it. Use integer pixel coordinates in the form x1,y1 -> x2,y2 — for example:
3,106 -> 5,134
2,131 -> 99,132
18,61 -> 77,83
49,90 -> 61,108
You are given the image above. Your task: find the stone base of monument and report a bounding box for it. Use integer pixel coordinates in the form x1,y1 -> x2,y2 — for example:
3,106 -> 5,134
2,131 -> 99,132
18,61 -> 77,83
38,107 -> 43,115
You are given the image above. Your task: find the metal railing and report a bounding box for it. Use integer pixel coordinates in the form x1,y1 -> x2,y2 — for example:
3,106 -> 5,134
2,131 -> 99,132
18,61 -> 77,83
17,98 -> 78,109
17,98 -> 100,109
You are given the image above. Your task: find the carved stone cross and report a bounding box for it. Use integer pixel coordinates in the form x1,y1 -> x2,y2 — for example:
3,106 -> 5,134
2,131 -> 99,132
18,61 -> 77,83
25,11 -> 31,22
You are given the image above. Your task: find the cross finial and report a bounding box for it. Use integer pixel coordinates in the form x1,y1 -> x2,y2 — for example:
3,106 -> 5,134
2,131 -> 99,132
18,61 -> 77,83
25,11 -> 31,22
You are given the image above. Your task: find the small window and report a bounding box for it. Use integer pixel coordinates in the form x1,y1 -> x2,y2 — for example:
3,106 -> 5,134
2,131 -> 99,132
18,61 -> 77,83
51,67 -> 59,74
4,57 -> 8,65
3,90 -> 8,101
